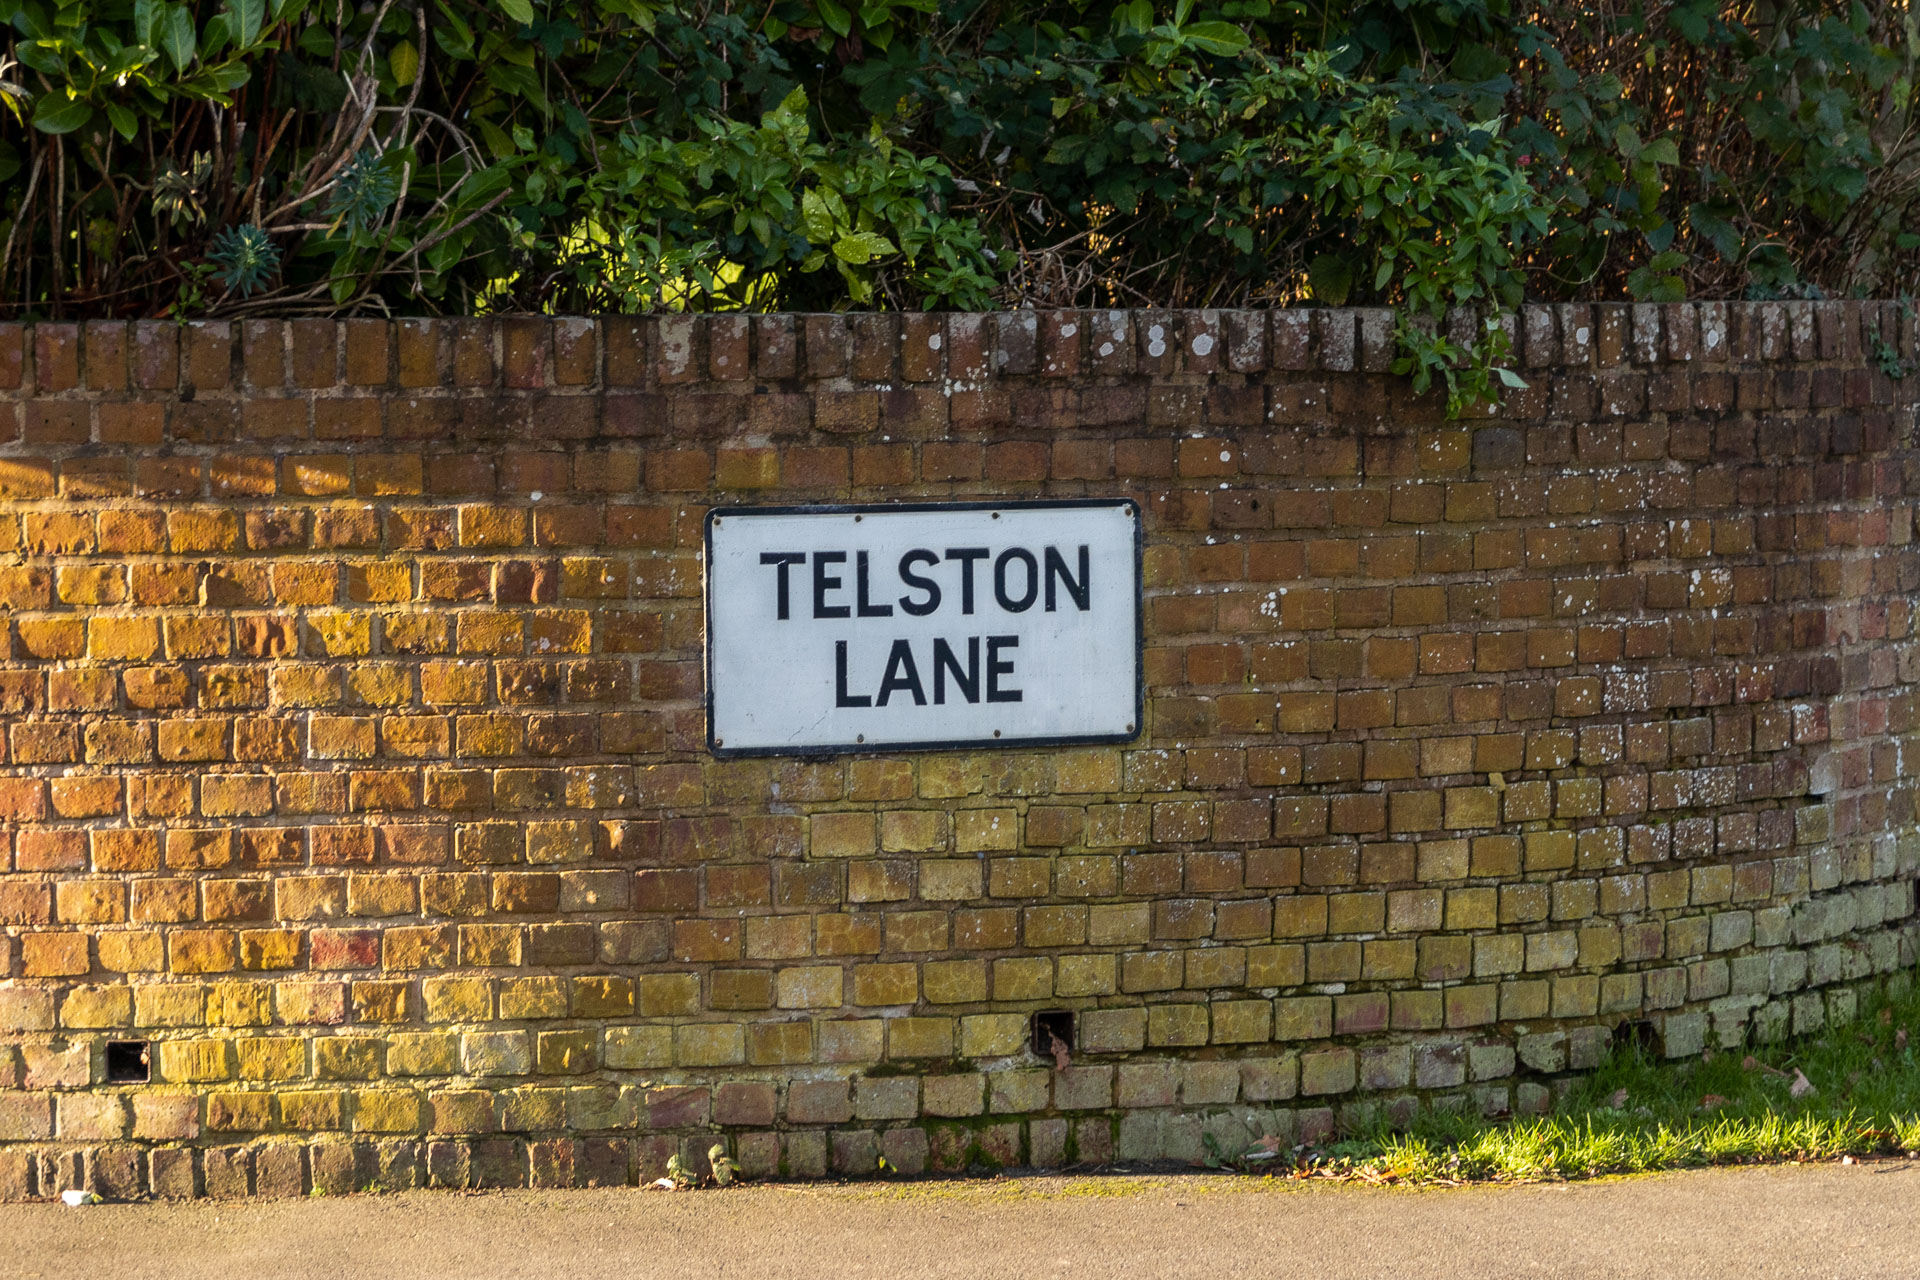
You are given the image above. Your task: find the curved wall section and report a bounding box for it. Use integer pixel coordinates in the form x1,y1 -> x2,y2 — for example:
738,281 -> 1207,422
0,303 -> 1914,1197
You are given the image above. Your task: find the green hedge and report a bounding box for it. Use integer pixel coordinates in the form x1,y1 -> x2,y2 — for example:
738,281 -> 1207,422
0,0 -> 1912,360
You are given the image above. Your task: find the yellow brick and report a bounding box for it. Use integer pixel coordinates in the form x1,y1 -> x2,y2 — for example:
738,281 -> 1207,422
992,957 -> 1053,1001
1446,887 -> 1499,930
880,810 -> 945,853
673,1024 -> 745,1067
276,876 -> 347,921
133,982 -> 203,1027
278,1090 -> 346,1131
352,1089 -> 423,1133
1023,905 -> 1086,948
349,561 -> 412,603
314,1036 -> 384,1080
423,976 -> 492,1023
637,973 -> 700,1017
1525,830 -> 1577,871
847,758 -> 914,802
205,1092 -> 274,1133
1056,953 -> 1116,997
1185,948 -> 1245,989
919,859 -> 984,901
817,1019 -> 885,1062
308,612 -> 372,657
169,509 -> 240,551
526,820 -> 592,864
60,984 -> 132,1028
310,716 -> 376,760
1147,1004 -> 1209,1047
886,1016 -> 955,1058
17,618 -> 86,659
1246,944 -> 1305,988
455,612 -> 522,655
851,963 -> 918,1007
955,809 -> 1019,852
1211,1000 -> 1272,1044
23,933 -> 90,976
56,880 -> 125,924
709,970 -> 771,1010
922,959 -> 987,1004
604,1026 -> 672,1069
201,775 -> 273,817
207,982 -> 272,1028
776,966 -> 843,1009
498,976 -> 566,1020
347,663 -> 412,706
87,616 -> 160,660
747,1021 -> 813,1065
239,929 -> 302,971
1444,787 -> 1500,830
810,812 -> 875,858
347,875 -> 417,917
57,565 -> 126,605
160,1038 -> 233,1082
352,980 -> 409,1023
958,1013 -> 1026,1058
1054,748 -> 1122,793
387,1033 -> 459,1076
271,665 -> 344,708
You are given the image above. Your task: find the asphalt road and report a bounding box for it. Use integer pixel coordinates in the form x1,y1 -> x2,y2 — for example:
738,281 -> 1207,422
3,1161 -> 1913,1280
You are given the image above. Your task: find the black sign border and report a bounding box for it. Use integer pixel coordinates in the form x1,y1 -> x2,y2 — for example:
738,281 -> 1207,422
704,498 -> 1144,758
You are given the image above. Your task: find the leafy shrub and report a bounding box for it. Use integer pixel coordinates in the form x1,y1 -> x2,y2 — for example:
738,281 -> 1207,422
0,0 -> 988,316
0,0 -> 1913,392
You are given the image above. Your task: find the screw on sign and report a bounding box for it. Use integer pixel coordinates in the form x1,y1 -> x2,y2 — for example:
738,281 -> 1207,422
705,501 -> 1141,756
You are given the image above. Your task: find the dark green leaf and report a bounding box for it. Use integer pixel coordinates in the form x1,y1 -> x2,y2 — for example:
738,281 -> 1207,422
227,0 -> 264,46
1308,253 -> 1354,306
160,5 -> 196,70
105,100 -> 138,141
32,92 -> 92,134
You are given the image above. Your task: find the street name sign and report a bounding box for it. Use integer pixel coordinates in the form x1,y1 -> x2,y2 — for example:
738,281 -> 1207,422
705,500 -> 1141,756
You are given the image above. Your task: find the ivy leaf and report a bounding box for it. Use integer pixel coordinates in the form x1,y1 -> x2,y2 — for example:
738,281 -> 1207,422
498,0 -> 534,26
833,230 -> 895,263
32,92 -> 93,135
390,38 -> 420,86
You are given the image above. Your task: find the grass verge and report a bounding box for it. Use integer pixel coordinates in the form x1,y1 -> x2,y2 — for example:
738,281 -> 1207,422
1275,974 -> 1920,1185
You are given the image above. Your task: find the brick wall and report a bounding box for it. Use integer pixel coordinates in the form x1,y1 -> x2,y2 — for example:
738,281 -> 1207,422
0,303 -> 1916,1199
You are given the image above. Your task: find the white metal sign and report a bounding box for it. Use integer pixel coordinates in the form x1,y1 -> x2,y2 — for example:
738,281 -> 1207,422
705,500 -> 1141,756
